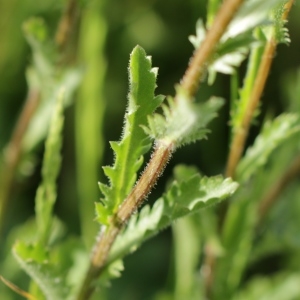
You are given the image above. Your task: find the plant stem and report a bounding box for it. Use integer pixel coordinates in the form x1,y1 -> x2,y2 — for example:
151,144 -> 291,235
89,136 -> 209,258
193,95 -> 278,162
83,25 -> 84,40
0,89 -> 40,236
77,141 -> 174,299
225,0 -> 295,179
258,154 -> 300,223
225,38 -> 276,178
181,0 -> 244,97
117,141 -> 173,222
78,0 -> 245,297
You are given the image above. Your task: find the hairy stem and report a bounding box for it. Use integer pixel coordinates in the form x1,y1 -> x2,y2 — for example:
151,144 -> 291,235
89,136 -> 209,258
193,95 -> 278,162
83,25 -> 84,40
78,0 -> 245,297
77,141 -> 173,299
0,89 -> 40,235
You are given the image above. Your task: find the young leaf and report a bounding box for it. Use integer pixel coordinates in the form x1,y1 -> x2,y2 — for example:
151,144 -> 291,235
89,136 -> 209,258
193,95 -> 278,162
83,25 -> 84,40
107,167 -> 238,264
236,113 -> 300,182
13,241 -> 69,300
35,91 -> 65,245
96,46 -> 164,225
144,86 -> 223,148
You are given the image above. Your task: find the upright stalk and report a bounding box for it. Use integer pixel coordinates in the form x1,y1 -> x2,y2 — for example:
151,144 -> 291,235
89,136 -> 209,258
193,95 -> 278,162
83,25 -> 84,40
77,0 -> 245,298
76,0 -> 107,247
225,0 -> 295,178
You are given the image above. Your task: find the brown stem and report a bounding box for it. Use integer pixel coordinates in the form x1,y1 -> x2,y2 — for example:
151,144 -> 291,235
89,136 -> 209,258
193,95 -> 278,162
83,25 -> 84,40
78,0 -> 245,297
76,225 -> 122,299
225,38 -> 276,178
181,0 -> 244,97
117,142 -> 173,222
258,154 -> 300,223
0,89 -> 40,235
225,0 -> 295,179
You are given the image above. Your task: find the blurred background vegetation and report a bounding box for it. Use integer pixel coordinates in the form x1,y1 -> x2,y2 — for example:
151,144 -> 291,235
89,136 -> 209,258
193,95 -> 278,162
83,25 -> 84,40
0,0 -> 300,299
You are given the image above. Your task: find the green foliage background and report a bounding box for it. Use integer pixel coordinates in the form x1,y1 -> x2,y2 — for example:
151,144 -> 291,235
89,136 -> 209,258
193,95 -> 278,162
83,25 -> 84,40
1,0 -> 300,299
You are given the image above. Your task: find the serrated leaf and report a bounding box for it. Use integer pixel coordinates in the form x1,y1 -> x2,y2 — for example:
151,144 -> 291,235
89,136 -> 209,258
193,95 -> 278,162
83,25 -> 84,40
13,241 -> 70,300
108,166 -> 238,263
96,45 -> 164,225
236,113 -> 300,182
144,86 -> 223,147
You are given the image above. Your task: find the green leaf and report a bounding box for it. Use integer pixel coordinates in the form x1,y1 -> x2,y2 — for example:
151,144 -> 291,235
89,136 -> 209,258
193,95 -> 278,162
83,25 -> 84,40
230,28 -> 266,134
108,166 -> 238,264
236,113 -> 300,182
13,241 -> 70,300
233,273 -> 300,300
96,45 -> 164,225
262,1 -> 291,44
144,86 -> 223,147
35,91 -> 65,245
